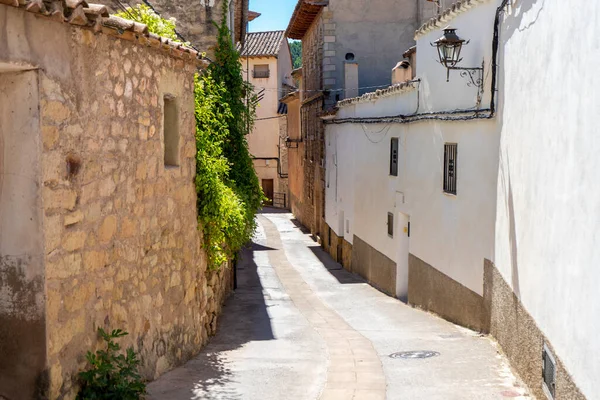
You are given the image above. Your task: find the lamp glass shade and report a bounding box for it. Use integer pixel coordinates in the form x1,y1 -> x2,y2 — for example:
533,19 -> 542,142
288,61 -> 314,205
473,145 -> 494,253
434,28 -> 465,68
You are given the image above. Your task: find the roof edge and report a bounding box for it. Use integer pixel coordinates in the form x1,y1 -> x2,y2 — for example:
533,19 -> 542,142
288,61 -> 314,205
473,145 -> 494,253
336,80 -> 419,108
285,0 -> 329,40
1,2 -> 207,67
415,0 -> 491,39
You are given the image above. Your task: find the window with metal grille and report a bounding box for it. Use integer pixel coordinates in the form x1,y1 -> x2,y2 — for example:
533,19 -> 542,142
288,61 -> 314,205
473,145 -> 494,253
542,344 -> 556,399
443,143 -> 457,194
253,64 -> 270,78
390,138 -> 399,176
387,212 -> 394,237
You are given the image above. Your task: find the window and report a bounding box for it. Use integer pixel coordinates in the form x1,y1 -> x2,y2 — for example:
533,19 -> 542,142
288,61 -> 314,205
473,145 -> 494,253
163,94 -> 179,167
387,212 -> 394,237
443,143 -> 457,194
390,138 -> 399,176
253,64 -> 270,79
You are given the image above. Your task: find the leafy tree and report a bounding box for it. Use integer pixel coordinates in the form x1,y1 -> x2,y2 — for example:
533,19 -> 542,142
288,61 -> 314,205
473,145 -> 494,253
77,329 -> 146,400
289,40 -> 302,69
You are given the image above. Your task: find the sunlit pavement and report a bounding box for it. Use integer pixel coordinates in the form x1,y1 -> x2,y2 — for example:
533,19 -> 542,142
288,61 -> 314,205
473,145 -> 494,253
147,210 -> 529,400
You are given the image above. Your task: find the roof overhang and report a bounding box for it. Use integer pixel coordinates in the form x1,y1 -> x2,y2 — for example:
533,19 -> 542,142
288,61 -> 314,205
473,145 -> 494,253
291,67 -> 303,77
280,90 -> 300,104
285,0 -> 329,40
248,10 -> 261,21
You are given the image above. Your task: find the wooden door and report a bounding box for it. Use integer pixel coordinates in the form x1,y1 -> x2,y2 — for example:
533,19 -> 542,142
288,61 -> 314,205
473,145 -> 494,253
262,179 -> 274,206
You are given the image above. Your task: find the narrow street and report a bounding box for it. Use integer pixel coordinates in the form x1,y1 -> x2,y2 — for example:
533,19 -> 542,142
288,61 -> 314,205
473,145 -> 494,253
148,210 -> 530,400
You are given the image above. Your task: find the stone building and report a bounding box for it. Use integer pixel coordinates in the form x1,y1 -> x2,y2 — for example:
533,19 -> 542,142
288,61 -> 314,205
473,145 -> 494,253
284,0 -> 423,237
239,31 -> 294,208
95,0 -> 259,54
0,4 -> 231,399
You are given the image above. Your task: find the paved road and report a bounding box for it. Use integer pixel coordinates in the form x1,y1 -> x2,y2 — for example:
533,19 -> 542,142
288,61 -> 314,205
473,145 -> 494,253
148,211 -> 530,400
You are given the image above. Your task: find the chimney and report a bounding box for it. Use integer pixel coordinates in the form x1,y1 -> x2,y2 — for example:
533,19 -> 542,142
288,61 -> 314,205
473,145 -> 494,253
344,61 -> 359,99
392,60 -> 412,85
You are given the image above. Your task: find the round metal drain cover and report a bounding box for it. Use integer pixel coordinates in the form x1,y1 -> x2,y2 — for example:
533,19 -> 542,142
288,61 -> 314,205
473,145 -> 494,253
389,350 -> 440,359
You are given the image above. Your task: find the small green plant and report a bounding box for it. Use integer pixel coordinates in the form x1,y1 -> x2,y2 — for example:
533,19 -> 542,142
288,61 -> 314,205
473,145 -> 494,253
77,328 -> 146,400
114,4 -> 181,43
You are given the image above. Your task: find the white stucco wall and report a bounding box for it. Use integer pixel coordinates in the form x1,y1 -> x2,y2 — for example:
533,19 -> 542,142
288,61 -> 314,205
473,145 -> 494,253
327,0 -> 500,296
495,0 -> 600,397
328,0 -> 599,396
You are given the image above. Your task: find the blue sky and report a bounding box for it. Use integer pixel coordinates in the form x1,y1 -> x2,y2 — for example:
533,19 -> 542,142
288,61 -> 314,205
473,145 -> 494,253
249,0 -> 297,32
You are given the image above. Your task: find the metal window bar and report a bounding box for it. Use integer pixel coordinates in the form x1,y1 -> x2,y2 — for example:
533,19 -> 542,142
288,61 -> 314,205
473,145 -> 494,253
253,69 -> 270,79
444,144 -> 457,195
390,138 -> 399,176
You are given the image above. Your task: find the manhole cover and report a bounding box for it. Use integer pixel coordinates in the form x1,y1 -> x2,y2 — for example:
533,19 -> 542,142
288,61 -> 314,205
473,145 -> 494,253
389,350 -> 440,359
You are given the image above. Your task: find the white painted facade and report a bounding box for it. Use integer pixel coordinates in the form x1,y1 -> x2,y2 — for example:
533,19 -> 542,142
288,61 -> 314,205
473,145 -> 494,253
326,0 -> 600,396
494,1 -> 600,397
326,0 -> 499,298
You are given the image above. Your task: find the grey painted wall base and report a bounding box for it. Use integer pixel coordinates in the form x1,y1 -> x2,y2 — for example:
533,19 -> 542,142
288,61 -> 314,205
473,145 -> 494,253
484,259 -> 585,400
350,235 -> 396,296
408,254 -> 489,333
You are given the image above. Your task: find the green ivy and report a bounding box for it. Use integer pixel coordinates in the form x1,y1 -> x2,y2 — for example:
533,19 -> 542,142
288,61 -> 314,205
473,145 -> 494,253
114,4 -> 179,42
194,74 -> 247,266
114,4 -> 262,268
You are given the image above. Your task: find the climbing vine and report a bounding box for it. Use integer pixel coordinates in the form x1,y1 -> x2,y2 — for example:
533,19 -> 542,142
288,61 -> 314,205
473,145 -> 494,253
115,4 -> 263,268
193,1 -> 263,267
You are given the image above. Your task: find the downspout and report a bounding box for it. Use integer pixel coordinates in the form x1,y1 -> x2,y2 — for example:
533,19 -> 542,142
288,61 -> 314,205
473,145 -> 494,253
489,0 -> 510,117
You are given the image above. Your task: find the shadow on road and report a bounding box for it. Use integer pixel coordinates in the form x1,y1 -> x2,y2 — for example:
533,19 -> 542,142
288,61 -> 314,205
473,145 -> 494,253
149,242 -> 275,400
307,245 -> 364,285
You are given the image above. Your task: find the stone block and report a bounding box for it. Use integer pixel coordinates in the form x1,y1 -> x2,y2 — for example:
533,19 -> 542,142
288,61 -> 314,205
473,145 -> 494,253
98,215 -> 117,243
47,253 -> 82,280
43,187 -> 77,211
64,210 -> 83,226
62,231 -> 87,252
83,251 -> 108,272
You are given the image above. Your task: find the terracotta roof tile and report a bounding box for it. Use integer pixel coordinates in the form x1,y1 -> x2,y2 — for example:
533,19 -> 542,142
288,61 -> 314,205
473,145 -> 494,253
1,0 -> 208,67
237,30 -> 285,57
286,0 -> 328,40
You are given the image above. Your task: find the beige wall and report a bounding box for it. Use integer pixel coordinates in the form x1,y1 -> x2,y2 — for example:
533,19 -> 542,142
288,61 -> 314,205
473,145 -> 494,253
0,69 -> 46,399
246,56 -> 280,158
0,6 -> 232,398
243,41 -> 292,204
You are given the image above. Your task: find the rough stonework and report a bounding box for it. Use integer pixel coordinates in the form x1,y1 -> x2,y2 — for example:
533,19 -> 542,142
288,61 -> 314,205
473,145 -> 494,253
0,4 -> 232,399
95,0 -> 248,55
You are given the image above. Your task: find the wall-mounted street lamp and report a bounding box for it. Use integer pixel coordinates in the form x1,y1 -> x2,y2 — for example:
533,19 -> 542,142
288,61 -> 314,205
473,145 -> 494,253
432,27 -> 484,105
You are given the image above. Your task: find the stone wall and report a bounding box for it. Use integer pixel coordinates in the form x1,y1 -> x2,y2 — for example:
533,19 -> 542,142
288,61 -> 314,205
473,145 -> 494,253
96,0 -> 247,55
321,224 -> 352,269
351,235 -> 396,296
483,260 -> 585,400
408,254 -> 488,333
0,7 -> 232,399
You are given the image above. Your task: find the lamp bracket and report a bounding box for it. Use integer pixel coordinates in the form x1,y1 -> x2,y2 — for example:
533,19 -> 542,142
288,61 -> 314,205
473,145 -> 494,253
446,61 -> 485,107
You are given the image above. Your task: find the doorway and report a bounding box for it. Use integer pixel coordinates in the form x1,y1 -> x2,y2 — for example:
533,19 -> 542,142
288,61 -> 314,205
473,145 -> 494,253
262,179 -> 274,206
396,212 -> 410,301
